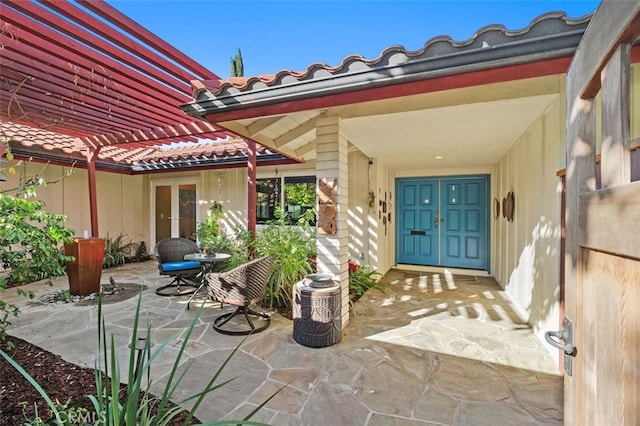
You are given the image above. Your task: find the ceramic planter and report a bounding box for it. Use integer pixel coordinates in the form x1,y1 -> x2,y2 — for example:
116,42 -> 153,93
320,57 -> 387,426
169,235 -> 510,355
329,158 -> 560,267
64,237 -> 105,296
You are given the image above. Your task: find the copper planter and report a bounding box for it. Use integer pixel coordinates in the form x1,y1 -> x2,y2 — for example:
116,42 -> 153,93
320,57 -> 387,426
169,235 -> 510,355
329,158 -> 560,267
64,237 -> 105,296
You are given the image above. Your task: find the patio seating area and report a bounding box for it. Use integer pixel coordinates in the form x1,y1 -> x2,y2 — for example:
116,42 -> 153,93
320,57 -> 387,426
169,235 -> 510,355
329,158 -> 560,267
5,261 -> 562,425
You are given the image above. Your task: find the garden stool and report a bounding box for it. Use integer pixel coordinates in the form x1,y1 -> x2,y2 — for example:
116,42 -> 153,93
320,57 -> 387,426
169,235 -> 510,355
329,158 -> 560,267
292,280 -> 342,348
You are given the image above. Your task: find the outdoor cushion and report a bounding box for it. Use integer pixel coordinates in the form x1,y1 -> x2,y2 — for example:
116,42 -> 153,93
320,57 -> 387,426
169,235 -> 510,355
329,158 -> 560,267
161,261 -> 201,272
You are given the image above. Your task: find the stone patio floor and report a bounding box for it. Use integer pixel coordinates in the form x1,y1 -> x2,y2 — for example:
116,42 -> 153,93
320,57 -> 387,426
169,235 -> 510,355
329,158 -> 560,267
4,261 -> 563,425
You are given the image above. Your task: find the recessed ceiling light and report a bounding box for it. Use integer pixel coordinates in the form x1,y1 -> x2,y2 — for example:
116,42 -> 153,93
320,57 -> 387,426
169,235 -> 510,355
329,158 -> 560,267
434,156 -> 443,159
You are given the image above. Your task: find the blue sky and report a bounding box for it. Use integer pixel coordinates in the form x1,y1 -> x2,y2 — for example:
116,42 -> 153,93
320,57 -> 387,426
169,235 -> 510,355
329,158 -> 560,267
110,1 -> 601,78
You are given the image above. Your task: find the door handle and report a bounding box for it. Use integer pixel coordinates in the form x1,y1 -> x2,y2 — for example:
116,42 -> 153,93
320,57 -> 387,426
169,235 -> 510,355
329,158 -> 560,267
545,329 -> 574,355
545,317 -> 576,376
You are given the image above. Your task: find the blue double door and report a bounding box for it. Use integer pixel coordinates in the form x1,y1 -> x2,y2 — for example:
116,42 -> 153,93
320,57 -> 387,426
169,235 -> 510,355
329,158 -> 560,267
396,175 -> 489,270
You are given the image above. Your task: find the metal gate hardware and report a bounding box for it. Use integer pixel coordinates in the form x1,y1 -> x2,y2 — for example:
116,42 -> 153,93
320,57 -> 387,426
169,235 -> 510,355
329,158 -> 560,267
545,317 -> 576,376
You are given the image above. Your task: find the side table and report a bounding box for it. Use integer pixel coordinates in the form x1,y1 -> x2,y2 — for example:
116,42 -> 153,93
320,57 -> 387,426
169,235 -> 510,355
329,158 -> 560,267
292,280 -> 342,348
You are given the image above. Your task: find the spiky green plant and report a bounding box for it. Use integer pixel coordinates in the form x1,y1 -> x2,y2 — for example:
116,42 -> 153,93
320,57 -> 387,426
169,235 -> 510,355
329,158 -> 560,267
1,290 -> 283,425
103,231 -> 136,269
348,265 -> 385,311
230,48 -> 244,77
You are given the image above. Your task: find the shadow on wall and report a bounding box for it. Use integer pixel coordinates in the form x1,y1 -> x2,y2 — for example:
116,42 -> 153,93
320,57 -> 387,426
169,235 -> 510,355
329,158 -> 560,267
505,216 -> 561,339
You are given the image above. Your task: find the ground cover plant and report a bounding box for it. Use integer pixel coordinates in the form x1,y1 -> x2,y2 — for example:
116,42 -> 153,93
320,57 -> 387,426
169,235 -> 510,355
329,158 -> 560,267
348,263 -> 385,311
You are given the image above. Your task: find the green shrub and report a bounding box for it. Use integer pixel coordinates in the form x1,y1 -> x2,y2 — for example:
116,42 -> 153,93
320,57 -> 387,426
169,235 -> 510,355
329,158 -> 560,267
255,209 -> 316,310
0,191 -> 75,348
0,194 -> 75,284
196,202 -> 223,252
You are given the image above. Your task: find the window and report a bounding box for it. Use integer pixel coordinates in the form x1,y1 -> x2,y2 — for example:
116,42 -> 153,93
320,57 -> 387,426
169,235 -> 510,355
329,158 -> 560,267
257,177 -> 280,224
256,175 -> 316,224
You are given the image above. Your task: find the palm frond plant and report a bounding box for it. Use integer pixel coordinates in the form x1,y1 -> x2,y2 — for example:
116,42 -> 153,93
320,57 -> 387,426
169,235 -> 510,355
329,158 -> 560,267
348,264 -> 385,311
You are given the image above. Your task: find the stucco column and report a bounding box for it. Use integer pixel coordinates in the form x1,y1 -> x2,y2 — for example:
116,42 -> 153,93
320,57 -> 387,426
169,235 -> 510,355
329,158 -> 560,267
315,116 -> 349,326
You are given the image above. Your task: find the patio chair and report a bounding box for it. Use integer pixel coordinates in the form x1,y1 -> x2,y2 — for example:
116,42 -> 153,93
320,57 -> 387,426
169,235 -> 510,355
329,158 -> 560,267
206,255 -> 275,335
154,238 -> 201,296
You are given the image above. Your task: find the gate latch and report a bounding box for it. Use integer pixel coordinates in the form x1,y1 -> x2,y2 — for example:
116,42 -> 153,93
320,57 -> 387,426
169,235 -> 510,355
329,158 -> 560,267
545,317 -> 576,376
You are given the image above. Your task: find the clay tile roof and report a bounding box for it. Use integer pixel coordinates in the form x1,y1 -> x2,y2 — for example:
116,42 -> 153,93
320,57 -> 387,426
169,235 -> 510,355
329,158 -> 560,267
191,12 -> 592,101
2,121 -> 291,174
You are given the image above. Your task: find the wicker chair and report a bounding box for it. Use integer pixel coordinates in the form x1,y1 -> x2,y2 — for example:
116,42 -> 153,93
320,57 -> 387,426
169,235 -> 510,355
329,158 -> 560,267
154,238 -> 201,296
206,255 -> 275,335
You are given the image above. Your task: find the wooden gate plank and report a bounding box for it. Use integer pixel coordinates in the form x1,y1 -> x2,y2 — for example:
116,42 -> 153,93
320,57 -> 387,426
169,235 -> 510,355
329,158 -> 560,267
568,2 -> 640,98
579,181 -> 640,259
600,44 -> 631,188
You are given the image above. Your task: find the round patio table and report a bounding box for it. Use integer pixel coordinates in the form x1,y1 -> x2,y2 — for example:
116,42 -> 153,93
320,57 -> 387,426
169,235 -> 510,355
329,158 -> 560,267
184,253 -> 231,310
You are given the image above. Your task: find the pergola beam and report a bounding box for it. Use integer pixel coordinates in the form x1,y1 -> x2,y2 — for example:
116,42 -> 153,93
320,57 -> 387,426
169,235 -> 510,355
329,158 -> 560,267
1,51 -> 193,124
80,0 -> 219,81
5,1 -> 191,95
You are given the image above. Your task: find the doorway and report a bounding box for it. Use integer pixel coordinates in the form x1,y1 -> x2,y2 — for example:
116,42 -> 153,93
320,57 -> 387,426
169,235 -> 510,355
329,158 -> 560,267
396,175 -> 489,270
151,180 -> 199,247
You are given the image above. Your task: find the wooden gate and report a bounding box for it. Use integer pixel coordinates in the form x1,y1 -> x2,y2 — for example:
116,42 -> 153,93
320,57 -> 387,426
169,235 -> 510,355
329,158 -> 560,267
560,2 -> 640,424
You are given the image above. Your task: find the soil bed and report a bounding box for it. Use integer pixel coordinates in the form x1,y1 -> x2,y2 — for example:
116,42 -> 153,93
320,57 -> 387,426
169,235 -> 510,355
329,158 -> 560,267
0,335 -> 199,425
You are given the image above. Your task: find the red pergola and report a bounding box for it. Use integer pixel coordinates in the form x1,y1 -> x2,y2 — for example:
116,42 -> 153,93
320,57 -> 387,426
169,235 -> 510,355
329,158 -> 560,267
0,0 -> 273,237
0,1 -> 232,145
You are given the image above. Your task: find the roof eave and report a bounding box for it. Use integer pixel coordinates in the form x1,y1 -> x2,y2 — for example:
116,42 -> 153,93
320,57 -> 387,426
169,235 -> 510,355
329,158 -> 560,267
182,27 -> 587,118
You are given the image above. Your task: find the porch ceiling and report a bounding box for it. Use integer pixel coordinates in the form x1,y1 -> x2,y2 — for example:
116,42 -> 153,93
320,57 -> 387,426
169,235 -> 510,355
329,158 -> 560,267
218,76 -> 562,170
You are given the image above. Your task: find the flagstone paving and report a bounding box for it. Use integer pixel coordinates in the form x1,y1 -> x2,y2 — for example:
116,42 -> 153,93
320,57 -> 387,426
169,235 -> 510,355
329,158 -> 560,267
5,261 -> 563,425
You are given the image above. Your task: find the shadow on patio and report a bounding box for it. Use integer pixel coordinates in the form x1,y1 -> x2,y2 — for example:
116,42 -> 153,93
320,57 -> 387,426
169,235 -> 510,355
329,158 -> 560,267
5,261 -> 563,425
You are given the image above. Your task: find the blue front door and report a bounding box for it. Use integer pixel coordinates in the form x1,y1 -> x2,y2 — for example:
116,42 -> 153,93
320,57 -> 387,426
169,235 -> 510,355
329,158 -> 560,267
397,179 -> 439,265
396,176 -> 489,270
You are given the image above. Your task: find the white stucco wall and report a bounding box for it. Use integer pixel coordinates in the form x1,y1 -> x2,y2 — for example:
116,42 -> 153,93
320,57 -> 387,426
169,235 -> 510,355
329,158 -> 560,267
491,94 -> 565,360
